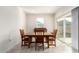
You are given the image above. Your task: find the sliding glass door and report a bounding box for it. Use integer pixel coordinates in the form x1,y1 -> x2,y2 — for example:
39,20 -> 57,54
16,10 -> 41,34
57,16 -> 72,46
65,16 -> 72,46
57,18 -> 64,38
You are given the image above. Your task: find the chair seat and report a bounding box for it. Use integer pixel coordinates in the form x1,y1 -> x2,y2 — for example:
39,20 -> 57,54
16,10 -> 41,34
49,37 -> 55,41
35,36 -> 44,50
23,36 -> 29,39
22,37 -> 29,41
37,43 -> 43,46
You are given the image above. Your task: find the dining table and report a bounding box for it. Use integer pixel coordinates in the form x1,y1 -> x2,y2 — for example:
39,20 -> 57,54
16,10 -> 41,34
24,33 -> 55,48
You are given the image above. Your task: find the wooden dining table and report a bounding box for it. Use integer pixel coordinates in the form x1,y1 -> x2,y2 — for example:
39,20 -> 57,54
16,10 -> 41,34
24,33 -> 54,48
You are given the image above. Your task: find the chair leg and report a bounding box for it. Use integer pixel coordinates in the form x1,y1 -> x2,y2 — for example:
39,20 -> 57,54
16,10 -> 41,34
28,43 -> 30,48
54,41 -> 56,47
35,43 -> 37,51
28,41 -> 29,48
43,43 -> 44,50
35,43 -> 44,51
21,41 -> 23,46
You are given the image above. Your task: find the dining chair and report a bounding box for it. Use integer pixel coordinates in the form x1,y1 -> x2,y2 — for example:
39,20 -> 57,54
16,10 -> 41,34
34,28 -> 47,35
19,29 -> 30,48
49,29 -> 57,47
34,28 -> 46,50
35,35 -> 44,50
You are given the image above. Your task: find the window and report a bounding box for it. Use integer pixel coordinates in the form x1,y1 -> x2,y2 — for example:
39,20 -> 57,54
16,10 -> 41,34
36,17 -> 44,28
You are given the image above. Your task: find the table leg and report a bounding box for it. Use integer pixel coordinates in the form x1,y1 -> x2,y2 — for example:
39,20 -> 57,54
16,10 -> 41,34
28,37 -> 32,48
46,37 -> 49,48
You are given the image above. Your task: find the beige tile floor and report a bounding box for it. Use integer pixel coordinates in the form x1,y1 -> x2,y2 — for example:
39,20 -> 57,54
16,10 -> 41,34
58,38 -> 72,46
7,39 -> 73,53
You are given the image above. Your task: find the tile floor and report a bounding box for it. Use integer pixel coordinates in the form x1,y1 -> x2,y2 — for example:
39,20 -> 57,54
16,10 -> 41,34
58,38 -> 72,46
7,39 -> 73,53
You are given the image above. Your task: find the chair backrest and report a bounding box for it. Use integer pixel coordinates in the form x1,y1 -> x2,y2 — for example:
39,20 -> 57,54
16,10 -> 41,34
35,31 -> 44,35
19,29 -> 25,39
53,29 -> 57,38
34,28 -> 47,35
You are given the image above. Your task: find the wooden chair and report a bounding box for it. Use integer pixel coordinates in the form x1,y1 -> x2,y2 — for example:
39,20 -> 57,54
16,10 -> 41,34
34,28 -> 47,35
35,35 -> 44,50
34,28 -> 46,50
19,29 -> 30,48
49,29 -> 57,47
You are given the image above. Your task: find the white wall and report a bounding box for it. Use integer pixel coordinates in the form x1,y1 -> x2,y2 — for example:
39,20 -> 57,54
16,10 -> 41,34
0,7 -> 21,52
71,7 -> 79,52
18,7 -> 28,33
26,14 -> 54,34
55,6 -> 77,19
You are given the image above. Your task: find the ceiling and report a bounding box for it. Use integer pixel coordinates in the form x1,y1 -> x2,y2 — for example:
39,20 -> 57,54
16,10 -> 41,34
21,6 -> 62,14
